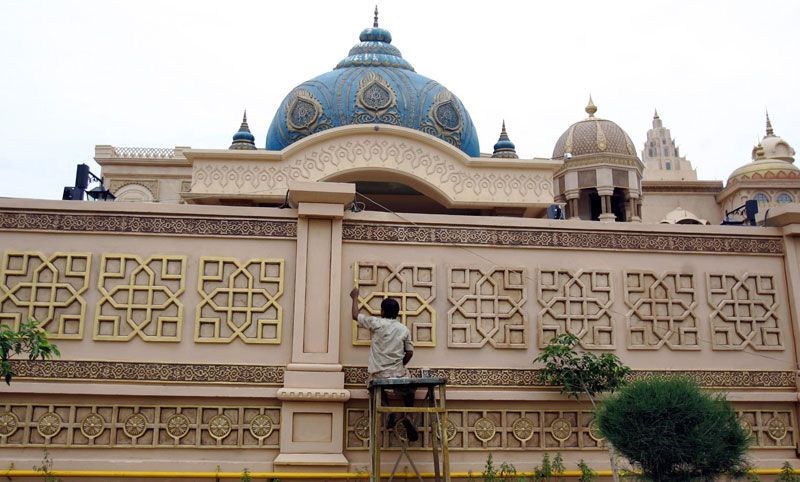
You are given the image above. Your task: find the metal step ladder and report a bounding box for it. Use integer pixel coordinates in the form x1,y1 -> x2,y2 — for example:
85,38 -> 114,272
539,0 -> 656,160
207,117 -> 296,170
368,377 -> 450,482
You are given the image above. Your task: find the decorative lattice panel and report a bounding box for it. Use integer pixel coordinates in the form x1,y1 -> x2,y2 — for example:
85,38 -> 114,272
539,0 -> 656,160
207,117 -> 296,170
344,407 -> 795,451
353,262 -> 436,347
737,410 -> 796,448
345,408 -> 602,451
537,269 -> 613,349
624,271 -> 699,350
0,403 -> 280,448
0,251 -> 91,339
196,257 -> 284,344
706,273 -> 782,350
94,255 -> 186,342
447,267 -> 527,348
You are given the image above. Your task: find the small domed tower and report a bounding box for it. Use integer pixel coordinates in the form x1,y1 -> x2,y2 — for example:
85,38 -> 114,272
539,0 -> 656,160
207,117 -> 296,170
491,121 -> 518,159
229,111 -> 256,150
552,97 -> 644,222
719,112 -> 799,217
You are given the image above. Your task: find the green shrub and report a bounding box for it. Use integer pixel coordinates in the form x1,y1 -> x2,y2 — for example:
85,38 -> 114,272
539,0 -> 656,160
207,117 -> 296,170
597,376 -> 751,482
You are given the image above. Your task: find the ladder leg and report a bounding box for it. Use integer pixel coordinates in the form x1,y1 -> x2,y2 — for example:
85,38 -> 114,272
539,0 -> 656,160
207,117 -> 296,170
387,442 -> 405,482
429,386 -> 441,482
440,384 -> 451,482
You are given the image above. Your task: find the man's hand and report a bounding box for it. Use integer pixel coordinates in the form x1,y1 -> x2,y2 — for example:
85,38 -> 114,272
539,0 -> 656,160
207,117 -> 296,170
350,286 -> 360,320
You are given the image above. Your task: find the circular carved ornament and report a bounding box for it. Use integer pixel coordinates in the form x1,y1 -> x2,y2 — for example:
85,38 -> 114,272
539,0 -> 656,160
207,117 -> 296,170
512,417 -> 535,443
250,414 -> 274,440
767,417 -> 787,441
166,414 -> 191,439
354,416 -> 370,442
0,411 -> 19,437
123,413 -> 148,438
37,412 -> 62,438
473,417 -> 496,442
208,414 -> 232,440
550,417 -> 572,442
433,417 -> 457,442
394,420 -> 408,442
739,418 -> 752,433
80,413 -> 105,439
588,419 -> 605,442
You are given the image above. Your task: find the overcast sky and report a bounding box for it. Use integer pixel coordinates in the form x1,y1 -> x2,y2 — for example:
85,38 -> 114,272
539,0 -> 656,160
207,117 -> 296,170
1,0 -> 798,200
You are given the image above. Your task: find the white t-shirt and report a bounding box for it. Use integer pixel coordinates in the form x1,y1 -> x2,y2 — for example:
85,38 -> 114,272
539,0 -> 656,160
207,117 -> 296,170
356,314 -> 414,376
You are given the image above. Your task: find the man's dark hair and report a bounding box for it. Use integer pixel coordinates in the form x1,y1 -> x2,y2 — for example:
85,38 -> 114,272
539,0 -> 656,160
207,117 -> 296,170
381,298 -> 400,319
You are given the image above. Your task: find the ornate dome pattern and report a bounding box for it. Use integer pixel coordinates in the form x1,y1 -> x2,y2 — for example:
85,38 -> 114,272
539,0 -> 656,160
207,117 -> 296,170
265,19 -> 480,157
552,98 -> 637,160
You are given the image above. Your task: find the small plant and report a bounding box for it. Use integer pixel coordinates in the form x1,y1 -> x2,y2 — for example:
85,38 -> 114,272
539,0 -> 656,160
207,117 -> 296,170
577,460 -> 597,482
32,449 -> 63,482
776,462 -> 800,482
498,460 -> 520,482
483,453 -> 499,482
240,468 -> 252,482
532,452 -> 553,482
552,453 -> 565,482
1,319 -> 60,385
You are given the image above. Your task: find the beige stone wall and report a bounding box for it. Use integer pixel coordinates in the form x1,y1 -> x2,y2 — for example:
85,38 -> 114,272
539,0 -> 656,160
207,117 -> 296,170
1,195 -> 800,478
641,191 -> 723,224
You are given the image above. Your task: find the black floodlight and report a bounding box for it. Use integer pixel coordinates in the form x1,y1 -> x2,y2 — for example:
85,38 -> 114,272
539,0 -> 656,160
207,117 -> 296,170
62,163 -> 115,201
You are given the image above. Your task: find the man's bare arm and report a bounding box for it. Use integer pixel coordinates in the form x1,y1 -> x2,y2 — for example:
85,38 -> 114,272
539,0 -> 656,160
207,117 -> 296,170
349,286 -> 360,320
403,350 -> 413,366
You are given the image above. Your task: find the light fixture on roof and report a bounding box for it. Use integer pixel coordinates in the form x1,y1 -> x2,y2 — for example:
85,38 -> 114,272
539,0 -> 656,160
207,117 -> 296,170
62,163 -> 115,201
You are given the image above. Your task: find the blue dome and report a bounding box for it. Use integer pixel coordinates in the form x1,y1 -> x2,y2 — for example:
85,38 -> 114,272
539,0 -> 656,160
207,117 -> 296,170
265,24 -> 480,157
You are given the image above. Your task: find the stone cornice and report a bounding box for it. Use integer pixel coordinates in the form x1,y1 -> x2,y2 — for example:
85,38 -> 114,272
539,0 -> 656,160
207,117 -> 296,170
341,221 -> 783,254
0,209 -> 297,239
642,180 -> 724,194
8,360 -> 794,390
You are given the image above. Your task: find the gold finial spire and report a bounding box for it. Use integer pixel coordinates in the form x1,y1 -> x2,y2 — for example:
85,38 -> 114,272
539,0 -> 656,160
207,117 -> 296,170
585,95 -> 597,117
373,5 -> 379,27
654,108 -> 659,119
243,109 -> 247,124
766,110 -> 774,136
756,142 -> 766,160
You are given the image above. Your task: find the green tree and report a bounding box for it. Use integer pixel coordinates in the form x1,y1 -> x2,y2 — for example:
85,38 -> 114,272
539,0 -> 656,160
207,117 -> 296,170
534,333 -> 631,482
1,319 -> 60,385
596,376 -> 751,482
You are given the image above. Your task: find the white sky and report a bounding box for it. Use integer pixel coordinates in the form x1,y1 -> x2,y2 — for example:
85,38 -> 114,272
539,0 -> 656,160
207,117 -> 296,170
1,0 -> 798,200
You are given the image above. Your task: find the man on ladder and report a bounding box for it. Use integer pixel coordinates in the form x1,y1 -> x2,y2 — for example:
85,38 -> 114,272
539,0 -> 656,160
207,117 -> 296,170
349,287 -> 419,441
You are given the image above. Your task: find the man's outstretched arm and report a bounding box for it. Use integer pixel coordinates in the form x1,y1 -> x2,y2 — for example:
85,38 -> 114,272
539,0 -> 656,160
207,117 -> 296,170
349,286 -> 360,320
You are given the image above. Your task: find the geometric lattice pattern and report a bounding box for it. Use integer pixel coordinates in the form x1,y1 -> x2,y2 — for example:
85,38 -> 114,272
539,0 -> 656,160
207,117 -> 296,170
346,408 -> 604,451
195,258 -> 284,344
737,409 -> 796,448
94,255 -> 186,342
0,403 -> 279,448
447,267 -> 526,349
353,262 -> 435,347
0,251 -> 91,339
706,273 -> 782,351
537,269 -> 613,349
624,271 -> 699,350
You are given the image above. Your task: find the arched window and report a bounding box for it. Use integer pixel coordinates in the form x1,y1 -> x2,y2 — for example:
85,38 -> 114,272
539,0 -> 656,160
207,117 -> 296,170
777,193 -> 793,203
754,193 -> 769,205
